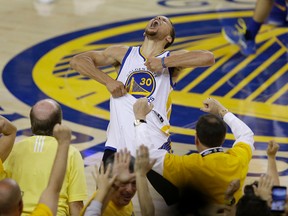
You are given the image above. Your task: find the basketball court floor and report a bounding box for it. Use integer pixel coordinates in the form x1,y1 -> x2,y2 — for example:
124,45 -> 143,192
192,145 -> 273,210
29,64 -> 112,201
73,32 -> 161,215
1,0 -> 287,215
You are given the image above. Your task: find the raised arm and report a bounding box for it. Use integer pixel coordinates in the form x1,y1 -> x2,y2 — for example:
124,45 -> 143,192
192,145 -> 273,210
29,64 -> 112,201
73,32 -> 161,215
135,145 -> 156,216
165,50 -> 215,68
145,50 -> 215,73
201,98 -> 254,150
82,163 -> 117,216
133,98 -> 167,175
266,140 -> 280,186
70,45 -> 129,98
0,115 -> 17,163
82,149 -> 135,216
36,124 -> 71,215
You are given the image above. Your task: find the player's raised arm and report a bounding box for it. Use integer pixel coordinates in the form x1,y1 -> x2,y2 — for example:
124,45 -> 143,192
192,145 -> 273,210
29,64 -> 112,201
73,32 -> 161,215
145,49 -> 215,72
70,45 -> 129,98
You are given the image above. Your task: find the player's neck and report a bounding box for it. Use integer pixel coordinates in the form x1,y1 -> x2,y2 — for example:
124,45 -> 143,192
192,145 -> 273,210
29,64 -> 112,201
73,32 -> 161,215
141,39 -> 165,57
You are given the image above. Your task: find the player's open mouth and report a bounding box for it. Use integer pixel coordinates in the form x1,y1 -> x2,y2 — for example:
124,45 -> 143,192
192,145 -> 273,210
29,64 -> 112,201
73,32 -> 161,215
150,20 -> 160,28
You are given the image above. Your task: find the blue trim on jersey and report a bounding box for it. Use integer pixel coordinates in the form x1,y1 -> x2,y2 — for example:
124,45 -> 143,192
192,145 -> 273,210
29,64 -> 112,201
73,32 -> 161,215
117,46 -> 133,80
138,46 -> 146,61
155,50 -> 168,57
104,146 -> 117,152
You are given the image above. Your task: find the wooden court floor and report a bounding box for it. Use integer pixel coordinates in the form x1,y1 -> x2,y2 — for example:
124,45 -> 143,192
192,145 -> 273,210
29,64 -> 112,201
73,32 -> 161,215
0,0 -> 288,215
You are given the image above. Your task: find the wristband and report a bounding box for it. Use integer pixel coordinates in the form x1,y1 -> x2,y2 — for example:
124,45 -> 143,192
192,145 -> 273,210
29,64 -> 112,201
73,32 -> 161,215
219,109 -> 229,118
134,119 -> 147,126
161,57 -> 167,68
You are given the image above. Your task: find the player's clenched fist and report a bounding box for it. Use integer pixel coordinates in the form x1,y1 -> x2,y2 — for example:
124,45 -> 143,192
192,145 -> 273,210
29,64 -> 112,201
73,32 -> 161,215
106,80 -> 127,98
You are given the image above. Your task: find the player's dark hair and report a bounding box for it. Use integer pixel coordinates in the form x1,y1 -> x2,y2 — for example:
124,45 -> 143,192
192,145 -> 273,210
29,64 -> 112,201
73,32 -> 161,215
30,102 -> 62,136
164,19 -> 175,49
196,114 -> 227,148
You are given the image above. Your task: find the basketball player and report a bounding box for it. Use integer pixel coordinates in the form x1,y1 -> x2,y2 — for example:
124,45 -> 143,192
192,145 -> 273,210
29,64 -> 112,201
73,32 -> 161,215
70,15 -> 215,160
71,15 -> 214,206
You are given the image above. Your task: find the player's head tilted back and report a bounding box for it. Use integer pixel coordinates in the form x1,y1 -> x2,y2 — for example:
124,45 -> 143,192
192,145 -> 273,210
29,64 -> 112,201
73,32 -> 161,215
144,16 -> 175,49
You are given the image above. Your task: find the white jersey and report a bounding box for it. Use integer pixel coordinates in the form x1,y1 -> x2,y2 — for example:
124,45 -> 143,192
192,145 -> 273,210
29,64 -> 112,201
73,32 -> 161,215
105,46 -> 174,155
117,46 -> 173,120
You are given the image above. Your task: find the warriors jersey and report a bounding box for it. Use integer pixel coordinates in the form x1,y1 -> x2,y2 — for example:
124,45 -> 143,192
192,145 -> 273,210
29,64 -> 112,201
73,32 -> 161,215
117,46 -> 174,120
105,46 -> 174,155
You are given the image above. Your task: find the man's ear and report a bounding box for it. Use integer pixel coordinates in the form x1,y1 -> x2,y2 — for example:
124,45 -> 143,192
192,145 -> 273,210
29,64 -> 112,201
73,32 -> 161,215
18,199 -> 23,213
166,35 -> 172,44
195,133 -> 199,146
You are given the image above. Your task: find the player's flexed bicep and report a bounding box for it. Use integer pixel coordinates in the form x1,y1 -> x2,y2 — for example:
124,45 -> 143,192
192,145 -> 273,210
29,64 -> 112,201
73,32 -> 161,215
70,45 -> 129,98
168,49 -> 215,83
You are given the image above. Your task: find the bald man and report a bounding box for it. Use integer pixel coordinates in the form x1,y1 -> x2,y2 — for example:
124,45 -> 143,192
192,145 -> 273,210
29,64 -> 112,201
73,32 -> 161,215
3,99 -> 87,216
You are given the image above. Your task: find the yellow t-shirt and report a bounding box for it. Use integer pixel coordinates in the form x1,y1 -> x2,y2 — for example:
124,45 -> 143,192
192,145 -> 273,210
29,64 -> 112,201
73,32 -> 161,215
163,142 -> 252,204
0,159 -> 6,180
30,203 -> 52,216
4,136 -> 87,216
81,192 -> 134,216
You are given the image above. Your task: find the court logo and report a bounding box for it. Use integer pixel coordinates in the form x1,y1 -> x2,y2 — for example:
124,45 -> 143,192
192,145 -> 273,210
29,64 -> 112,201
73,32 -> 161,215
3,10 -> 288,156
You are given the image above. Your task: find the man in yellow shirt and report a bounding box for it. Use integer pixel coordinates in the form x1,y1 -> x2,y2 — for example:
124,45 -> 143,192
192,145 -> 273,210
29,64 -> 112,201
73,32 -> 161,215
0,124 -> 71,216
4,99 -> 87,215
133,97 -> 255,205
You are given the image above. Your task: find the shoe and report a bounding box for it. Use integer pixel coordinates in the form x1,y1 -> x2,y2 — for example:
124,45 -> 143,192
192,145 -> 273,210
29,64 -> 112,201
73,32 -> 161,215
238,38 -> 256,56
222,18 -> 247,44
222,18 -> 256,56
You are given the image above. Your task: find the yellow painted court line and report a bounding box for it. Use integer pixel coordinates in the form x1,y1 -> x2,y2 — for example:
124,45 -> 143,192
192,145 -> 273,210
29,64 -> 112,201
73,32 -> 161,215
275,36 -> 288,50
170,11 -> 253,23
266,83 -> 288,104
182,48 -> 239,92
170,125 -> 288,143
204,38 -> 276,96
174,33 -> 219,44
171,92 -> 288,122
175,37 -> 232,84
246,63 -> 288,101
225,46 -> 286,98
257,27 -> 288,45
176,68 -> 195,85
